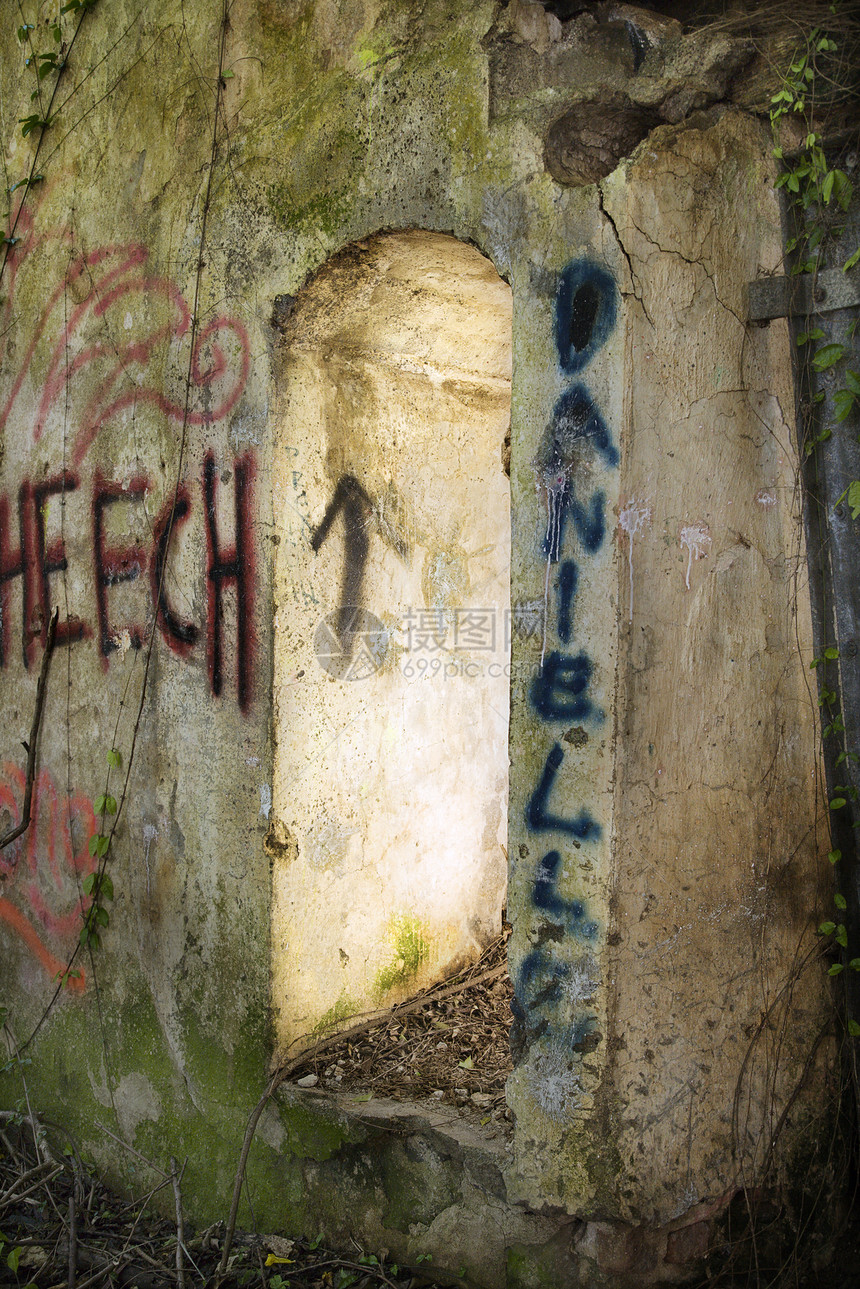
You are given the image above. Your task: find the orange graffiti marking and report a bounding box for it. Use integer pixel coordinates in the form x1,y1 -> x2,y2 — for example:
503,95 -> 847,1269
0,762 -> 96,988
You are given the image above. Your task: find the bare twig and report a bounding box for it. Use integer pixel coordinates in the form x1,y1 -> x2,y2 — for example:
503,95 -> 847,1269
93,1122 -> 170,1178
217,955 -> 509,1282
170,1157 -> 186,1289
68,1192 -> 77,1289
0,606 -> 59,849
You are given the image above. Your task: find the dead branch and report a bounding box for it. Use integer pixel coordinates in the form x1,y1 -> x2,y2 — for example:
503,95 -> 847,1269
216,952 -> 509,1282
0,606 -> 59,850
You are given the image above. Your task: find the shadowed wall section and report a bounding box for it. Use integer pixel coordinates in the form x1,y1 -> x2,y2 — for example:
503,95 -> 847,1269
270,231 -> 512,1052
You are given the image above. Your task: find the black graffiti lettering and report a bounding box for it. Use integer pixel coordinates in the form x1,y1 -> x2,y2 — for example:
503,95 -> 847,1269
94,476 -> 147,657
204,452 -> 255,712
310,475 -> 374,656
32,473 -> 84,656
151,487 -> 199,654
525,742 -> 600,840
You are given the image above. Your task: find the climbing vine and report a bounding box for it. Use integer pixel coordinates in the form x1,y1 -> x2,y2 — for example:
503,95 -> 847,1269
769,16 -> 860,1037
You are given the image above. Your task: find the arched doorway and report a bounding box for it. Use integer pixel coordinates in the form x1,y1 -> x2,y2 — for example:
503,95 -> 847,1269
271,231 -> 512,1052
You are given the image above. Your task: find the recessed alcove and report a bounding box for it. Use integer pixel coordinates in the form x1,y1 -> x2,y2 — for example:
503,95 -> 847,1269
271,231 -> 513,1055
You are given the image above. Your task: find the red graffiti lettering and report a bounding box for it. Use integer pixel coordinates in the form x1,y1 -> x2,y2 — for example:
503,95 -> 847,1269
0,190 -> 256,709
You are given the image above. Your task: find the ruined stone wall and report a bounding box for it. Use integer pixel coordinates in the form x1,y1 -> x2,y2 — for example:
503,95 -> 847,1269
0,2 -> 835,1284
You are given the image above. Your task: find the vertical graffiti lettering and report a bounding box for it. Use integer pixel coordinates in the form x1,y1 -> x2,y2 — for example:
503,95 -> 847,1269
204,451 -> 255,712
518,258 -> 619,1098
93,474 -> 148,659
0,485 -> 31,670
151,485 -> 199,656
310,474 -> 374,655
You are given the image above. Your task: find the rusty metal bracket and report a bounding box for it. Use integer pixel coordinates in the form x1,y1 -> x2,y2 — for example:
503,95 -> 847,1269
748,266 -> 860,321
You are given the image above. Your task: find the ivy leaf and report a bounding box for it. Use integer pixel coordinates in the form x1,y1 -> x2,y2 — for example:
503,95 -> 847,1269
847,481 -> 860,520
849,1019 -> 860,1037
828,963 -> 844,975
829,849 -> 842,864
812,343 -> 846,372
834,389 -> 856,421
819,921 -> 836,936
458,1056 -> 474,1070
107,748 -> 121,768
835,893 -> 847,910
844,247 -> 860,272
850,959 -> 860,972
830,798 -> 847,810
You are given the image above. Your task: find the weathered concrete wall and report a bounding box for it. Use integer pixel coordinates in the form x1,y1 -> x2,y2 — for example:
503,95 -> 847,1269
0,1 -> 835,1285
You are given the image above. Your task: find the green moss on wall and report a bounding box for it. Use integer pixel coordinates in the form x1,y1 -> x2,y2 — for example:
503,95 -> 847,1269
374,915 -> 430,995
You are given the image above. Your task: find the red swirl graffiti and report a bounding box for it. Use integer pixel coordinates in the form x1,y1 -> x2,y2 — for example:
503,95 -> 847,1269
0,763 -> 97,990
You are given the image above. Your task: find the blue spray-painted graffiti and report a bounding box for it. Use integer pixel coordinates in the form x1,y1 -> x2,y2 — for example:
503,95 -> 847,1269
514,259 -> 618,1103
531,653 -> 598,723
556,560 -> 577,643
554,260 -> 617,374
525,742 -> 600,837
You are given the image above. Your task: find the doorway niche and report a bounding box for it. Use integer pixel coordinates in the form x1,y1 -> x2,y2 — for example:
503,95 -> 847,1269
271,231 -> 513,1054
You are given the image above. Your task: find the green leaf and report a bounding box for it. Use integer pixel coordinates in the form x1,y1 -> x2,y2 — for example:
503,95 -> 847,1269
850,959 -> 860,972
828,963 -> 844,975
844,247 -> 860,272
836,924 -> 848,948
82,873 -> 95,895
7,1246 -> 21,1273
458,1056 -> 474,1070
832,170 -> 853,213
221,69 -> 234,79
824,647 -> 839,659
100,875 -> 114,900
104,794 -> 117,815
834,389 -> 856,421
819,921 -> 836,936
88,834 -> 99,857
94,906 -> 109,928
797,328 -> 825,346
812,343 -> 846,372
835,893 -> 847,910
107,748 -> 121,768
849,1019 -> 860,1037
829,849 -> 842,864
830,798 -> 847,810
847,480 -> 860,520
97,834 -> 109,858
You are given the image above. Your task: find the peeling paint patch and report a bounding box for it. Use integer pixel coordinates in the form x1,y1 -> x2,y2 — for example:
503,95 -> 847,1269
260,783 -> 272,819
679,523 -> 711,590
618,497 -> 651,622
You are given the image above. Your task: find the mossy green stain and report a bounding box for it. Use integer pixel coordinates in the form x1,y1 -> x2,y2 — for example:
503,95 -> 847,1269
311,992 -> 359,1038
374,915 -> 430,994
